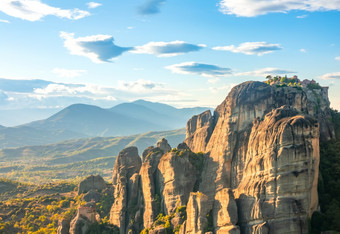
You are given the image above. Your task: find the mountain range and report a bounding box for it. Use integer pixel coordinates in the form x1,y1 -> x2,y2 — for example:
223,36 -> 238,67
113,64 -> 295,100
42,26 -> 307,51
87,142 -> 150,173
0,100 -> 209,148
0,128 -> 185,183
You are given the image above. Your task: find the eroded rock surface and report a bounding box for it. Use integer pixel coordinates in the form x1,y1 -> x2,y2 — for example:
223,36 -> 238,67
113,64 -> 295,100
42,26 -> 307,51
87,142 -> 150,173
109,81 -> 331,233
78,175 -> 106,195
109,146 -> 142,233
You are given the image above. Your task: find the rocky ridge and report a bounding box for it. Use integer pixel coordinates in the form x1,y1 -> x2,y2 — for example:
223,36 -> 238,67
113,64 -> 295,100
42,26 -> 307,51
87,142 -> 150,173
107,81 -> 334,233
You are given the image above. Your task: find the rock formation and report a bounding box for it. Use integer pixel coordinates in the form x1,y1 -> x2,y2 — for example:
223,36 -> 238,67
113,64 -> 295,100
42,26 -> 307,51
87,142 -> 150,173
78,175 -> 107,194
110,146 -> 142,234
108,81 -> 333,233
69,201 -> 100,234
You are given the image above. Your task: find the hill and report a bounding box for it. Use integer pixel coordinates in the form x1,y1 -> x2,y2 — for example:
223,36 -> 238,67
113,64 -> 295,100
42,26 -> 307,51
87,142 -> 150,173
0,128 -> 185,183
0,100 -> 208,148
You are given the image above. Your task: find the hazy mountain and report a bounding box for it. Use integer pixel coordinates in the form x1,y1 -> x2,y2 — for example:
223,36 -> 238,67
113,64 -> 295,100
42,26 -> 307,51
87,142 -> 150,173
0,100 -> 209,148
25,100 -> 209,136
0,128 -> 185,183
0,125 -> 87,148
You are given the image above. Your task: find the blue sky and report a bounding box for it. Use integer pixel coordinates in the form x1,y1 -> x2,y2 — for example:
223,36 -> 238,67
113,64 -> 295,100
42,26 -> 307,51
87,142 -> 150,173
0,0 -> 340,115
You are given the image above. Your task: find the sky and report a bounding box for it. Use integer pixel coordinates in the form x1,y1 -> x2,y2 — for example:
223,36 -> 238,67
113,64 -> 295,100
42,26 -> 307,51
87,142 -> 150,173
0,0 -> 340,117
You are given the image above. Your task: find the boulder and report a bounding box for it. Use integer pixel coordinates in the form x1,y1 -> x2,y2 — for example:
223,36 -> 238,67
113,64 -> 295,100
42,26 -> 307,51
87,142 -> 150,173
78,175 -> 106,195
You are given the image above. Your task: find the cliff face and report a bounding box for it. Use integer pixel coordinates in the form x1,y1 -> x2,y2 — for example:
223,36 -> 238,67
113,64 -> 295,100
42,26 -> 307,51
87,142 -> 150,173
109,81 -> 333,233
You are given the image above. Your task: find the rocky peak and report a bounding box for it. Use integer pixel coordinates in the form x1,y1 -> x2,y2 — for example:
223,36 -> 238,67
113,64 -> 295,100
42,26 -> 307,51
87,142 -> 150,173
78,175 -> 107,195
156,138 -> 171,153
108,80 -> 332,233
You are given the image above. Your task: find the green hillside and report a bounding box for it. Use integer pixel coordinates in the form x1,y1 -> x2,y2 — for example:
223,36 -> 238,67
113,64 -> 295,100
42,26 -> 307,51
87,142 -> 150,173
0,128 -> 185,184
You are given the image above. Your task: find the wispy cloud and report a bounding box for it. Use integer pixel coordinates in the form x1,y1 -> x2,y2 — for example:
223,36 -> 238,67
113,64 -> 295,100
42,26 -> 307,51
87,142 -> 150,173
132,41 -> 206,57
0,78 -> 184,109
297,14 -> 308,18
166,62 -> 232,77
219,0 -> 340,17
213,42 -> 282,56
335,56 -> 340,61
52,68 -> 87,78
236,67 -> 296,77
0,19 -> 10,23
319,72 -> 340,80
117,79 -> 164,93
0,0 -> 90,21
60,32 -> 133,63
138,0 -> 166,15
87,2 -> 102,9
300,48 -> 307,53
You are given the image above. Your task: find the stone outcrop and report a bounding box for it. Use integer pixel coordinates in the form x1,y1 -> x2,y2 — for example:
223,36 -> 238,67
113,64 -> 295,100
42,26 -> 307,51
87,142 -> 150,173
57,219 -> 70,234
156,138 -> 171,153
69,201 -> 100,234
181,192 -> 209,234
78,175 -> 107,195
110,146 -> 142,234
184,82 -> 325,233
213,188 -> 239,234
140,147 -> 164,228
158,146 -> 198,215
108,81 -> 332,233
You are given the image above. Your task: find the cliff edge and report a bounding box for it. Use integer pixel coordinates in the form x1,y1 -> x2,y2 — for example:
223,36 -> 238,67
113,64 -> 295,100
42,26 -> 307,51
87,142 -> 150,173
109,81 -> 334,233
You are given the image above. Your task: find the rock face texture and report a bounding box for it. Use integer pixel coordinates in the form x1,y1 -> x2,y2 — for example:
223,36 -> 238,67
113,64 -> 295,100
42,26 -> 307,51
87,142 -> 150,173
69,201 -> 100,234
109,81 -> 332,233
182,192 -> 209,234
78,175 -> 107,195
184,82 -> 326,233
110,146 -> 142,234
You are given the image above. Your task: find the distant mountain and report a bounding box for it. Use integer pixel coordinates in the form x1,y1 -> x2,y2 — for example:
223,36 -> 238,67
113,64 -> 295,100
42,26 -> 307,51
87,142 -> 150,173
25,100 -> 209,137
0,128 -> 185,183
0,100 -> 210,148
0,125 -> 87,148
27,103 -> 166,137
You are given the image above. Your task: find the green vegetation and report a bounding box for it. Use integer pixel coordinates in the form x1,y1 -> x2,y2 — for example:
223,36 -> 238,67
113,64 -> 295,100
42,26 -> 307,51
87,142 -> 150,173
86,218 -> 119,234
265,75 -> 302,89
0,128 -> 185,184
307,82 -> 322,90
0,178 -> 118,233
141,205 -> 187,234
0,180 -> 79,233
311,109 -> 340,233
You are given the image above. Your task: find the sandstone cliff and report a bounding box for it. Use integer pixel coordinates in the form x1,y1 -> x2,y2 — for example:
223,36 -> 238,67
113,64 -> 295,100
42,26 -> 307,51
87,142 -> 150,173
109,81 -> 333,233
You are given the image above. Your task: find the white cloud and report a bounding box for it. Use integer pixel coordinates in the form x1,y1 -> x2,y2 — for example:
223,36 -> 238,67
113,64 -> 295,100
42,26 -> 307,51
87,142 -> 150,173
297,14 -> 308,18
300,48 -> 307,53
127,26 -> 134,30
87,2 -> 102,9
117,79 -> 164,93
60,32 -> 132,63
219,0 -> 340,17
0,0 -> 90,21
166,62 -> 232,77
236,67 -> 296,77
335,56 -> 340,61
132,41 -> 206,57
0,19 -> 10,23
52,68 -> 87,78
213,42 -> 282,56
319,72 -> 340,80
